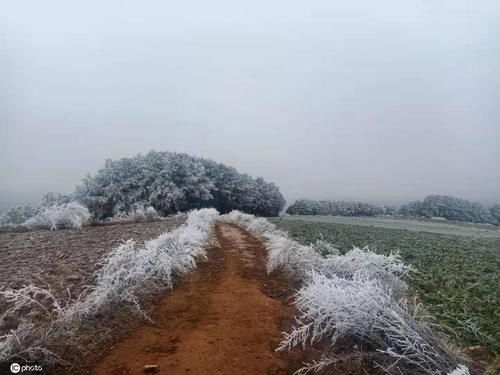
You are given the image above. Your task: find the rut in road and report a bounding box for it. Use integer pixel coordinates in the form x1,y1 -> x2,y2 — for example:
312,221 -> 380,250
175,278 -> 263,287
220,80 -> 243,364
92,222 -> 307,375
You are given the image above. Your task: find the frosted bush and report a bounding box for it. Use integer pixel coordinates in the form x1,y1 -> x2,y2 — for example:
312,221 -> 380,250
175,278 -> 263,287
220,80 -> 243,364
247,217 -> 276,234
311,239 -> 339,256
222,210 -> 268,232
126,205 -> 159,221
225,211 -> 411,290
264,232 -> 324,275
23,202 -> 90,230
61,208 -> 219,321
222,210 -> 469,375
0,208 -> 219,363
280,271 -> 461,375
0,322 -> 57,363
318,247 -> 413,294
222,211 -> 323,275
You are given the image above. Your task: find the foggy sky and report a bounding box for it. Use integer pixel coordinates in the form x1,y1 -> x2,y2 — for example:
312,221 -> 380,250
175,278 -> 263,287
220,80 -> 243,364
1,1 -> 499,212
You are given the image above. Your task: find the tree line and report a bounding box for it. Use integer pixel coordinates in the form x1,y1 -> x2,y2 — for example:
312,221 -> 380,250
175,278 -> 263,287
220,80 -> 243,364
286,199 -> 397,217
286,195 -> 500,225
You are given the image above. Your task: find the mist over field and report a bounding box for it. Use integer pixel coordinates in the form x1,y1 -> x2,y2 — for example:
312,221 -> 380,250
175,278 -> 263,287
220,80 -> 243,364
2,3 -> 500,374
1,0 -> 500,212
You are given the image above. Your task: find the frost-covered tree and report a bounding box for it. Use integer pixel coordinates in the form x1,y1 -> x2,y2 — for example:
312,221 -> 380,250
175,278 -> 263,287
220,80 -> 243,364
399,200 -> 423,216
74,151 -> 285,218
489,204 -> 500,224
0,205 -> 37,225
285,199 -> 322,215
399,195 -> 497,225
39,192 -> 73,207
382,205 -> 398,216
286,199 -> 386,217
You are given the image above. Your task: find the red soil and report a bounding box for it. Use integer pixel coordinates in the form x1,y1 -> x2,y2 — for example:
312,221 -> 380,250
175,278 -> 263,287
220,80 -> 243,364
92,223 -> 309,375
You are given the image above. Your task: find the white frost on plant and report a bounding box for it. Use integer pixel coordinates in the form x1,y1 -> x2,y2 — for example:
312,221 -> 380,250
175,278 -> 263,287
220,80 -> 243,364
223,211 -> 411,291
0,208 -> 219,363
127,206 -> 159,221
319,247 -> 413,294
446,365 -> 470,375
311,239 -> 339,256
62,208 -> 219,321
281,271 -> 459,374
221,210 -> 469,375
23,202 -> 90,230
0,322 -> 58,364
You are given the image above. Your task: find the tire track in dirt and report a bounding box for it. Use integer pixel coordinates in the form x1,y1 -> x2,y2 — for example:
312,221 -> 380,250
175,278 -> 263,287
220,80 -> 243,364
92,222 -> 307,375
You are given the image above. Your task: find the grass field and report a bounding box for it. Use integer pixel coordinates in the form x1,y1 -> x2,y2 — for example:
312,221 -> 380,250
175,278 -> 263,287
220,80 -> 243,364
270,217 -> 500,355
280,215 -> 500,238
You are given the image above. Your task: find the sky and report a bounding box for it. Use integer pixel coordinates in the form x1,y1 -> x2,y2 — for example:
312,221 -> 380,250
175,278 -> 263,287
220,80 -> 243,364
1,1 -> 499,211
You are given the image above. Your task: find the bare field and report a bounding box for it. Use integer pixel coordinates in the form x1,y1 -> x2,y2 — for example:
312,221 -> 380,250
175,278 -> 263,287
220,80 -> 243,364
0,218 -> 183,318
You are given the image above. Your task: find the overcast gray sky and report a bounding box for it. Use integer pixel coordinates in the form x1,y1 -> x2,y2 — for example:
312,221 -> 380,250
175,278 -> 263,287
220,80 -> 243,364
1,0 -> 499,211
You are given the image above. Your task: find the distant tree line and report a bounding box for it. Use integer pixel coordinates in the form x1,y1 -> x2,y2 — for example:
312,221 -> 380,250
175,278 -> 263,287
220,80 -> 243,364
287,195 -> 500,225
399,195 -> 498,225
286,199 -> 397,217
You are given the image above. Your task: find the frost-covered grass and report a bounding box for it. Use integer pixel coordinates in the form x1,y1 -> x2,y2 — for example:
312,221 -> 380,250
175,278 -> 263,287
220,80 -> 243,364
271,218 -> 500,355
224,211 -> 470,375
22,202 -> 90,230
280,271 -> 461,375
62,207 -> 218,321
0,208 -> 219,364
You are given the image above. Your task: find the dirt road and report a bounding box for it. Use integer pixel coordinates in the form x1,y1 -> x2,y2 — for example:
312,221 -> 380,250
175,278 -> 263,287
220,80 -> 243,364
92,223 -> 306,375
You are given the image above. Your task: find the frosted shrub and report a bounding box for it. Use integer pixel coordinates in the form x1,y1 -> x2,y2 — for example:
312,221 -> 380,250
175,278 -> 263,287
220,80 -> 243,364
264,232 -> 323,276
311,239 -> 339,256
222,210 -> 267,232
127,206 -> 159,221
0,322 -> 57,363
280,271 -> 460,375
23,202 -> 90,230
61,208 -> 219,321
247,217 -> 276,234
0,208 -> 219,364
318,247 -> 413,294
221,210 -> 469,375
222,211 -> 323,275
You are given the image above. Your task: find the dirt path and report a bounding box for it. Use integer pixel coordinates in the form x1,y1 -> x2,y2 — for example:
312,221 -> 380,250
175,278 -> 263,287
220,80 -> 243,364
92,223 -> 306,375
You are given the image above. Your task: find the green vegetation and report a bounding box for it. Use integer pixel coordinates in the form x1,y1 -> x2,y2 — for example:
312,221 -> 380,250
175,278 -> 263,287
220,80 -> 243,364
270,217 -> 500,355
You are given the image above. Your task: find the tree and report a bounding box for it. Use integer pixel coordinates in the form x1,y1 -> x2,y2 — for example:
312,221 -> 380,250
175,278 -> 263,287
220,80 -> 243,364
286,199 -> 386,217
398,195 -> 497,225
490,204 -> 500,224
74,151 -> 285,218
